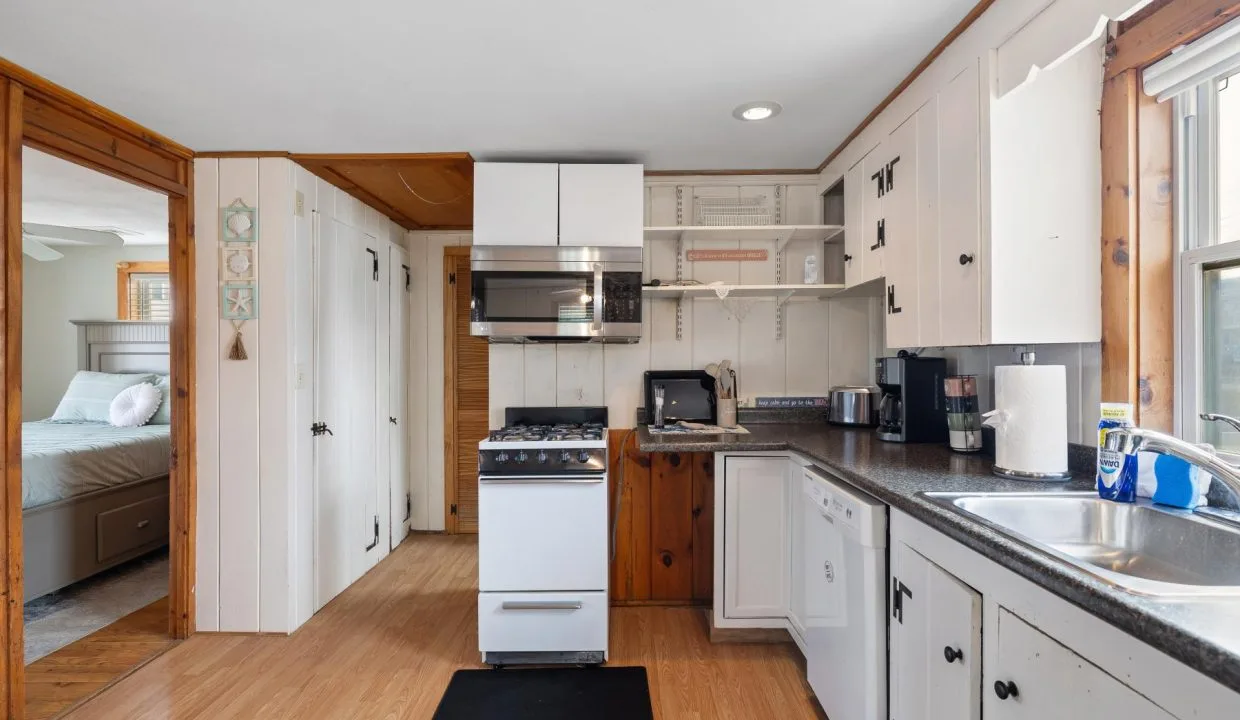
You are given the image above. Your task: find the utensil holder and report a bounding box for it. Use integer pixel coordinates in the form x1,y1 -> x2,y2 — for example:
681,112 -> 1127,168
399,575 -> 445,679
718,399 -> 738,429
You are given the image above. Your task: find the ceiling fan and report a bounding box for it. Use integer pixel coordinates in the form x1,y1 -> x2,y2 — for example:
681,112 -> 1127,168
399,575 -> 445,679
20,223 -> 127,262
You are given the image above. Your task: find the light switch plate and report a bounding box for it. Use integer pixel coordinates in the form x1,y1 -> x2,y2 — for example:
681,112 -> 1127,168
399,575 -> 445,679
295,191 -> 305,217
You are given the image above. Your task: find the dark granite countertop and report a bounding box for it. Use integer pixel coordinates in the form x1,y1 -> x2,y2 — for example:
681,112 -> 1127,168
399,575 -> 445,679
637,423 -> 1240,694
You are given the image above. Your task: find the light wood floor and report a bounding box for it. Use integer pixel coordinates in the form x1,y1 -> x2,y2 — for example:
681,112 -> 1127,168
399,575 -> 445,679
27,596 -> 175,720
63,534 -> 824,719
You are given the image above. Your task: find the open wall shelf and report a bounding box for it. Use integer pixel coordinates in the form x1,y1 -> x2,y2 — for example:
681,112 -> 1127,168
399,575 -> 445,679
642,284 -> 846,301
644,224 -> 844,249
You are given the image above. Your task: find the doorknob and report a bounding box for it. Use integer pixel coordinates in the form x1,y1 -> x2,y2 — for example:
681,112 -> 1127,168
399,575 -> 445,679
943,646 -> 963,663
994,680 -> 1019,700
959,253 -> 975,265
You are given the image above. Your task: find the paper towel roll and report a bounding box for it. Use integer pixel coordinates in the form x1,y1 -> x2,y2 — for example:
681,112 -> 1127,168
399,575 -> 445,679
984,365 -> 1068,476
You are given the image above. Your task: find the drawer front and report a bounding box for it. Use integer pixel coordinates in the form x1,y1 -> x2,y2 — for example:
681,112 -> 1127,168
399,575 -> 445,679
97,494 -> 169,563
479,591 -> 608,653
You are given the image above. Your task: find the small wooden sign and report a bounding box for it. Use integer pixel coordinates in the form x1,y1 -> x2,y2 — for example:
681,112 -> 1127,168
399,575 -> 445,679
686,249 -> 769,262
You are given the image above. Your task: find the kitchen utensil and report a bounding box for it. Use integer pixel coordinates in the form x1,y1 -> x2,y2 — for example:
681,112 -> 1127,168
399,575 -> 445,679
718,398 -> 738,428
828,386 -> 880,426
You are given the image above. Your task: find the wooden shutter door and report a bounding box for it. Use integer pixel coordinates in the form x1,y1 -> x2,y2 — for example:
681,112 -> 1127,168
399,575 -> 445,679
445,249 -> 487,533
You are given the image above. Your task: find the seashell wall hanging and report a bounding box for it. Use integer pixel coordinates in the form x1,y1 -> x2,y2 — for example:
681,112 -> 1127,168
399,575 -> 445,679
219,199 -> 258,360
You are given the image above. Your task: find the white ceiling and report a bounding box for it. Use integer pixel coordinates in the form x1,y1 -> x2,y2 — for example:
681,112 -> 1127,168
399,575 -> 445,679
22,149 -> 168,245
0,0 -> 980,170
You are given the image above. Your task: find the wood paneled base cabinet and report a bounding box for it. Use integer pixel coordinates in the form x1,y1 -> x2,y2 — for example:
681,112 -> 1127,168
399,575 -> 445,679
892,510 -> 1238,720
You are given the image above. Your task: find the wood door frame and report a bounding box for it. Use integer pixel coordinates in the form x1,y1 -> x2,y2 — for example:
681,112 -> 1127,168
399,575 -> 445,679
442,246 -> 471,533
0,57 -> 196,716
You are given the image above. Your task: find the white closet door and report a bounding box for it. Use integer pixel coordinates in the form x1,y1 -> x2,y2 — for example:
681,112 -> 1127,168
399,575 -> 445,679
371,227 -> 391,565
349,227 -> 380,575
389,244 -> 411,548
314,214 -> 350,610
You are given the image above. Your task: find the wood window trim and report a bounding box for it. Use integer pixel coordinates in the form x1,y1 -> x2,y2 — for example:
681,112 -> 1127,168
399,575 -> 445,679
1099,1 -> 1240,431
116,260 -> 170,320
442,245 -> 471,534
1,59 -> 196,716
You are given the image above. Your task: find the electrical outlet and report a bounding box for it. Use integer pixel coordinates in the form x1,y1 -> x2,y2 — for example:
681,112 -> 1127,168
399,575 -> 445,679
295,191 -> 305,217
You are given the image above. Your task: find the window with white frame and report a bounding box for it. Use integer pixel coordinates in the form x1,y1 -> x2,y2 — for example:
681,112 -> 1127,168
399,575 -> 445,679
1156,17 -> 1240,451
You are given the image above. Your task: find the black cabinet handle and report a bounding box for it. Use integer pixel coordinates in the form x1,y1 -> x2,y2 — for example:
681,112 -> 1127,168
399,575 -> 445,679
994,680 -> 1019,700
389,417 -> 398,425
943,646 -> 963,663
959,253 -> 975,266
844,254 -> 853,262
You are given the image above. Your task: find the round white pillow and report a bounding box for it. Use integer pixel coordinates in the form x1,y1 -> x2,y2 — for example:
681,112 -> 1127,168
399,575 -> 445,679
109,382 -> 162,427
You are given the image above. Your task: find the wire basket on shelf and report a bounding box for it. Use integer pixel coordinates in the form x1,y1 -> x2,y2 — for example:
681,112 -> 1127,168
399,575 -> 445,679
694,196 -> 771,226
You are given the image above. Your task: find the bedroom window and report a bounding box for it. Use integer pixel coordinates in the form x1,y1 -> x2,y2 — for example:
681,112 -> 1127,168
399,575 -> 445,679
117,261 -> 171,321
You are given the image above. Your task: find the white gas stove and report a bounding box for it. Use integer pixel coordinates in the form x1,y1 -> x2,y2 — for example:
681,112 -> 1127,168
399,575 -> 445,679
477,407 -> 610,666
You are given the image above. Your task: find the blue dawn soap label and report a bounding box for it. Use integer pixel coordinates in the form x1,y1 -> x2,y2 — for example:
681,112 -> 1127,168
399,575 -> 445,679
1097,402 -> 1137,502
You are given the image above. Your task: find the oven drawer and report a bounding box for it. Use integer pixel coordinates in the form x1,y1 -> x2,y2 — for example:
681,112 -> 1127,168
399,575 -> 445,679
478,476 -> 608,592
479,591 -> 608,653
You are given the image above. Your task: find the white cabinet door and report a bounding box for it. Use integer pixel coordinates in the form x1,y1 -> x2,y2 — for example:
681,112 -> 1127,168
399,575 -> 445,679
787,467 -> 808,646
937,61 -> 983,346
723,456 -> 790,619
989,608 -> 1177,720
890,542 -> 982,720
843,159 -> 866,287
559,164 -> 643,247
473,162 -> 559,246
861,145 -> 887,283
882,114 -> 921,349
388,244 -> 411,548
915,96 -> 942,347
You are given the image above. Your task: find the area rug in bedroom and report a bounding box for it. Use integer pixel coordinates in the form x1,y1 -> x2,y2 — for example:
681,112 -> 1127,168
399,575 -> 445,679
24,549 -> 168,663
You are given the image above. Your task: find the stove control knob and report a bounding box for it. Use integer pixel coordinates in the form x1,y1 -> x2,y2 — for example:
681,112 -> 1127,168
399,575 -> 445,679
577,450 -> 591,464
515,451 -> 529,463
495,452 -> 509,464
536,451 -> 549,464
558,451 -> 572,464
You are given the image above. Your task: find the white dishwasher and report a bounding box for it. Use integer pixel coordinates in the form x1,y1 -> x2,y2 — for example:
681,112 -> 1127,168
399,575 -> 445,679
801,465 -> 887,720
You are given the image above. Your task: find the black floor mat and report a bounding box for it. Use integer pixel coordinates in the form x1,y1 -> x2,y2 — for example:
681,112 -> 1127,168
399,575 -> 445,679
433,666 -> 654,720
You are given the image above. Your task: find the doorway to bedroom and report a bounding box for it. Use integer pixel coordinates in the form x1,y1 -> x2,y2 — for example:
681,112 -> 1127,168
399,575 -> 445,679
19,148 -> 175,719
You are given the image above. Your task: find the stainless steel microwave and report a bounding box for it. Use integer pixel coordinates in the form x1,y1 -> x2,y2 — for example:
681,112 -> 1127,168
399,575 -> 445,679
469,245 -> 643,343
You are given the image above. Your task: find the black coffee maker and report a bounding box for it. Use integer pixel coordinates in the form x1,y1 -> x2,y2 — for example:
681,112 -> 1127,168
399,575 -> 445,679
875,354 -> 948,443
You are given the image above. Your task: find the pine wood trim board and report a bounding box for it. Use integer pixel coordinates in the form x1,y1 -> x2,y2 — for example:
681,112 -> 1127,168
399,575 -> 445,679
0,75 -> 25,719
1105,0 -> 1240,79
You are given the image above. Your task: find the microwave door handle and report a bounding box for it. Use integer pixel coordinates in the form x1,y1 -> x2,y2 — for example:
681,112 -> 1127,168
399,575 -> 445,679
593,264 -> 604,334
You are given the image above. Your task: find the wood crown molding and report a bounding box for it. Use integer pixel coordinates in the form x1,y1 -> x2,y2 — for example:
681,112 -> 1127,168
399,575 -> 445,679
816,0 -> 997,173
0,56 -> 193,161
644,168 -> 818,177
1106,0 -> 1240,78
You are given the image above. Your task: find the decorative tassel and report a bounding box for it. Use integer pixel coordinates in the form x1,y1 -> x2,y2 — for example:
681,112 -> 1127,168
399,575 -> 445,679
228,320 -> 248,361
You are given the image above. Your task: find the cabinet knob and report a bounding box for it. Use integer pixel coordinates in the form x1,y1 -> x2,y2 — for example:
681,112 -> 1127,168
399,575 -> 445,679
943,646 -> 963,664
844,254 -> 853,263
994,680 -> 1019,700
959,253 -> 975,266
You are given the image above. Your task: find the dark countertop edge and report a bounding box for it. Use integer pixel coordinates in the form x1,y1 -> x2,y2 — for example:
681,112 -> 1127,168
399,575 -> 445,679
636,428 -> 1240,694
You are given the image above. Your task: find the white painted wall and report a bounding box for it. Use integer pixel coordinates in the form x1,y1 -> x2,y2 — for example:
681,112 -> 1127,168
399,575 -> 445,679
195,157 -> 409,633
22,244 -> 167,421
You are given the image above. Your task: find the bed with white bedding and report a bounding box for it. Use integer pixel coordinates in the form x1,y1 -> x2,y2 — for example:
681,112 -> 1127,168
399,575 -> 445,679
24,320 -> 172,602
23,421 -> 170,510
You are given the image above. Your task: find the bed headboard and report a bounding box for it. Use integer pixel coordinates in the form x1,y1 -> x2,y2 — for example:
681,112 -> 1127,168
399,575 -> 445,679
70,321 -> 170,374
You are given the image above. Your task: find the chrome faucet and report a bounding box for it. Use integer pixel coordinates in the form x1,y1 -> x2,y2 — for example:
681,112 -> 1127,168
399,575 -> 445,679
1102,426 -> 1240,499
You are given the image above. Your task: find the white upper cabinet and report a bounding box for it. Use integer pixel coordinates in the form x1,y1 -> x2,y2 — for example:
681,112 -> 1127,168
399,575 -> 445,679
883,113 -> 922,349
473,163 -> 560,246
935,61 -> 983,347
559,164 -> 644,247
860,145 -> 888,284
843,159 -> 866,287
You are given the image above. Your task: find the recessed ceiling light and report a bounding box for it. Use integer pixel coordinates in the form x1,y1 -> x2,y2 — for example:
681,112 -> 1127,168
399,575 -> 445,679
733,101 -> 782,121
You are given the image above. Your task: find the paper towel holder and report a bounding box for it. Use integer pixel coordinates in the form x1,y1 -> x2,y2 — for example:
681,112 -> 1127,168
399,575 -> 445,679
985,348 -> 1073,482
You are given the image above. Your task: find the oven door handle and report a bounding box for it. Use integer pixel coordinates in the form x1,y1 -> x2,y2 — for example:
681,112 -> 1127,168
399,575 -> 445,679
479,475 -> 605,484
593,263 -> 604,334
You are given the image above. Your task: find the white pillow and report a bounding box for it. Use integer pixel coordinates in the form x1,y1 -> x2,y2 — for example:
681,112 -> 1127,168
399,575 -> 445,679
109,383 -> 162,428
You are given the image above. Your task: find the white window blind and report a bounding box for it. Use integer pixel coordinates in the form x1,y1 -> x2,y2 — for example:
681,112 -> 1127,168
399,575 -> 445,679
128,273 -> 171,321
1144,15 -> 1240,101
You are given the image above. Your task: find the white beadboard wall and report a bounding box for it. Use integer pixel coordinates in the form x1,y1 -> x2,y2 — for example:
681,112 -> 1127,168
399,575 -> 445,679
488,176 -> 885,429
935,343 -> 1102,446
404,231 -> 472,533
195,157 -> 407,632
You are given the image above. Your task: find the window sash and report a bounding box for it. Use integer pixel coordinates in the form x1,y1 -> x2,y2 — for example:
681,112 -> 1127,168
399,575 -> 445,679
127,272 -> 171,321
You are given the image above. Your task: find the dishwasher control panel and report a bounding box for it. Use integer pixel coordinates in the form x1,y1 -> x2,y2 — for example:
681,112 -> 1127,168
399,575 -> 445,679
802,466 -> 887,547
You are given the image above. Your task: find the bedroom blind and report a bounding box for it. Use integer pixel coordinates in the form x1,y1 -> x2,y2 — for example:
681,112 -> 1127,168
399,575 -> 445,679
127,273 -> 171,321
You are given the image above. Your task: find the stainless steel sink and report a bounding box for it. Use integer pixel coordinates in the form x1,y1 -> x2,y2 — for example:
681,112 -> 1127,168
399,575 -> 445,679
923,492 -> 1240,596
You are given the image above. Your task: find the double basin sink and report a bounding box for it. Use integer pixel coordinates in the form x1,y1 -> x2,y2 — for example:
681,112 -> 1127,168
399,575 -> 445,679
923,492 -> 1240,597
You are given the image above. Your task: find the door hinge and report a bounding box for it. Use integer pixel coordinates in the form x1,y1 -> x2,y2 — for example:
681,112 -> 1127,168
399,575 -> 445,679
311,421 -> 334,437
405,493 -> 412,522
892,577 -> 912,624
365,515 -> 379,551
885,156 -> 901,192
872,168 -> 886,198
403,264 -> 411,292
450,503 -> 458,515
366,248 -> 379,281
448,272 -> 456,285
